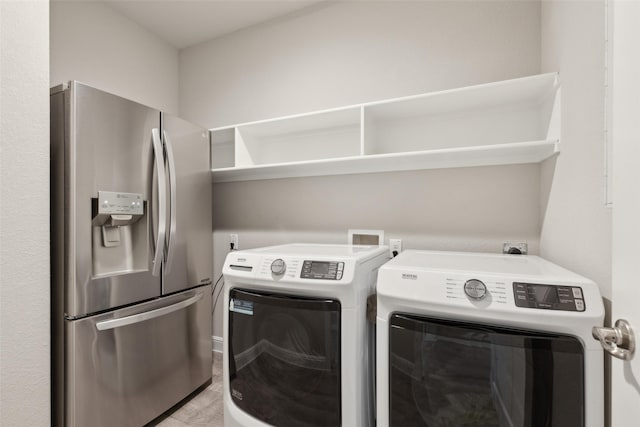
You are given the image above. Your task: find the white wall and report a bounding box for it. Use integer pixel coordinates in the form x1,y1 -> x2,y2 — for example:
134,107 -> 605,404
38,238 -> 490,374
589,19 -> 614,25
610,2 -> 640,425
180,0 -> 543,337
0,1 -> 51,425
181,1 -> 541,127
539,1 -> 611,299
50,1 -> 179,113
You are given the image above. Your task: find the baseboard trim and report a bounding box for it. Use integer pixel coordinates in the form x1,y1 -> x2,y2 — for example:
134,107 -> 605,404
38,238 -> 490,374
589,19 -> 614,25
212,335 -> 223,354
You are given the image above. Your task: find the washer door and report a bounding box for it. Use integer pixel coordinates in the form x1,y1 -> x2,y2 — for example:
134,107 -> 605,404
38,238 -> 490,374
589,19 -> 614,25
389,314 -> 585,427
228,288 -> 341,426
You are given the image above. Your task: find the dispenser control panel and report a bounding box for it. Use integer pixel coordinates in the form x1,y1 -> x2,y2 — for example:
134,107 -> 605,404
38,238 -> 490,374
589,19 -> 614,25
98,191 -> 144,215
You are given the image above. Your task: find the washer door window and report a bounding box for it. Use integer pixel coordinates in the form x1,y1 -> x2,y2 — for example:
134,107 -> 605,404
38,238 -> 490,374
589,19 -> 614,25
389,314 -> 585,427
228,288 -> 341,426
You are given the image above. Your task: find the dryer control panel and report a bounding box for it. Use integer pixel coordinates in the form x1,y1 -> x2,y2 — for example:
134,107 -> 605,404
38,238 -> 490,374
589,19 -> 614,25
513,282 -> 585,312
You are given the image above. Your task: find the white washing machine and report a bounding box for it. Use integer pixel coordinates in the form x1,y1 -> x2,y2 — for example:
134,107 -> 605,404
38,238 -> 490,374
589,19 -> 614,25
376,250 -> 605,427
222,244 -> 390,427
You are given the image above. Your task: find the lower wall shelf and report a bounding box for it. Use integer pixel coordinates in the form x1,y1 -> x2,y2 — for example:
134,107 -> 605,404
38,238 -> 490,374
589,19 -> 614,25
211,139 -> 559,183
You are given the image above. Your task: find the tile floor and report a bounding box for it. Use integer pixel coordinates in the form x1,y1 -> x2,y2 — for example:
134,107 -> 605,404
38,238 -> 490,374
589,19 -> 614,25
154,352 -> 224,427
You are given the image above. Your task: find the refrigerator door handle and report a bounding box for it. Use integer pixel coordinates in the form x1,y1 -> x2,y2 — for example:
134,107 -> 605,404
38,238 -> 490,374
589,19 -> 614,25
151,128 -> 167,277
95,291 -> 203,331
162,130 -> 178,274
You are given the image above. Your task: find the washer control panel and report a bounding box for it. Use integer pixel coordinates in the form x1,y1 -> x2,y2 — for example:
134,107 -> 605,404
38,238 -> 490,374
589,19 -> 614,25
301,260 -> 344,280
513,282 -> 585,312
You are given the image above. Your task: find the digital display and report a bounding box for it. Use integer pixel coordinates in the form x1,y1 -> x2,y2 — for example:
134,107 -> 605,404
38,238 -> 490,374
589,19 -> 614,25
301,260 -> 344,280
513,282 -> 585,312
310,262 -> 330,275
531,284 -> 559,304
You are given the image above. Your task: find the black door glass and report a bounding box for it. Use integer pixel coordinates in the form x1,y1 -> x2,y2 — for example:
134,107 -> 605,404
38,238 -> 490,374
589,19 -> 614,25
228,288 -> 341,426
389,314 -> 585,427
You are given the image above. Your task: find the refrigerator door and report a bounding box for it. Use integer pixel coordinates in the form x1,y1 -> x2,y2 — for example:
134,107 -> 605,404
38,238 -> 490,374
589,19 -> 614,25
62,82 -> 163,317
65,284 -> 212,427
161,114 -> 213,294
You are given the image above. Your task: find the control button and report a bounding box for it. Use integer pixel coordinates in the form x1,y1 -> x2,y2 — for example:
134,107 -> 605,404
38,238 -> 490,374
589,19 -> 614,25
337,271 -> 343,280
572,288 -> 583,299
270,259 -> 287,276
464,279 -> 487,300
575,299 -> 585,311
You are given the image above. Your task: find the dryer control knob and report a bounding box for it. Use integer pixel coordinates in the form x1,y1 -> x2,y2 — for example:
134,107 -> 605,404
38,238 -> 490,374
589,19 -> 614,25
270,259 -> 287,276
464,279 -> 487,300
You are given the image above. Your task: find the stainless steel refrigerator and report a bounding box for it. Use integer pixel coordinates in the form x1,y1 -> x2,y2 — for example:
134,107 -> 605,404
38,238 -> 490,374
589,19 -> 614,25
51,82 -> 213,427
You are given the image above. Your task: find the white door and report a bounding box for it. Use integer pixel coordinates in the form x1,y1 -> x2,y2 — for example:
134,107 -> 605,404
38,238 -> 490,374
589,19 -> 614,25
610,1 -> 640,425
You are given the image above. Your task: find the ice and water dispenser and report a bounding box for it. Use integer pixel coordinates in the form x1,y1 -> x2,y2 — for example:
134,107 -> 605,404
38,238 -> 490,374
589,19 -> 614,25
91,191 -> 148,277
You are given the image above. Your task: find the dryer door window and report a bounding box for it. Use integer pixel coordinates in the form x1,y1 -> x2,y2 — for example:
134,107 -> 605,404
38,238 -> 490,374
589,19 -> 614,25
389,314 -> 585,427
228,288 -> 341,426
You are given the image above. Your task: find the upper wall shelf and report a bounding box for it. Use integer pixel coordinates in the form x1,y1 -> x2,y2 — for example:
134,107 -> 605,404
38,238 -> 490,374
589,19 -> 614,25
210,72 -> 560,183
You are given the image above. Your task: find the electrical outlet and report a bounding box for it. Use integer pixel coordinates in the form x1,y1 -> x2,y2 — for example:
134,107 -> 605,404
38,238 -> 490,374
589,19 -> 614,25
389,239 -> 402,257
230,234 -> 238,250
503,242 -> 527,255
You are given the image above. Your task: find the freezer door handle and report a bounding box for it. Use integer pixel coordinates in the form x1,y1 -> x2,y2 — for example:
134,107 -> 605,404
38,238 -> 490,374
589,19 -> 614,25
96,291 -> 203,331
162,130 -> 177,275
151,128 -> 167,277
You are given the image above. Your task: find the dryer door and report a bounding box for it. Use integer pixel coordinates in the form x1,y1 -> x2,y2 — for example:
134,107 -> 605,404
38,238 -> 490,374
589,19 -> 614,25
228,288 -> 341,426
389,314 -> 585,427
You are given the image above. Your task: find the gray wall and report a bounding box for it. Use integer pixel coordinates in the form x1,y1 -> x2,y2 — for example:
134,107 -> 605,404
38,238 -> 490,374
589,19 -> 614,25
50,1 -> 179,113
540,1 -> 611,300
179,0 -> 543,338
0,1 -> 51,425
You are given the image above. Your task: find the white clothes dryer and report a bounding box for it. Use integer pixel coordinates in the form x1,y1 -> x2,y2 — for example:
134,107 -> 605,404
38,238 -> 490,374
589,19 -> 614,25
222,244 -> 389,427
376,250 -> 605,427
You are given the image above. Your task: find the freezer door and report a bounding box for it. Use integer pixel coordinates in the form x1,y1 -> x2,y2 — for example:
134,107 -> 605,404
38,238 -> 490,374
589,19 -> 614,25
64,285 -> 212,427
161,113 -> 213,294
54,82 -> 163,317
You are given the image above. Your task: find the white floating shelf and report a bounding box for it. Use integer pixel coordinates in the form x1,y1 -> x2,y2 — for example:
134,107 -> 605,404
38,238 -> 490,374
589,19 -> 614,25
212,140 -> 559,183
210,73 -> 561,183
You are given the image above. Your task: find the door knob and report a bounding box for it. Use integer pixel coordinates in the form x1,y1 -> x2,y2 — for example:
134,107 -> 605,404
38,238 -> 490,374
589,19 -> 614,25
592,319 -> 635,361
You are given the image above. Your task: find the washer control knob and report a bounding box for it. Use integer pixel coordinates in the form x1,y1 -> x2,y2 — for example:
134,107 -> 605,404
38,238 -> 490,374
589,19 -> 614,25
270,259 -> 287,276
464,279 -> 487,300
